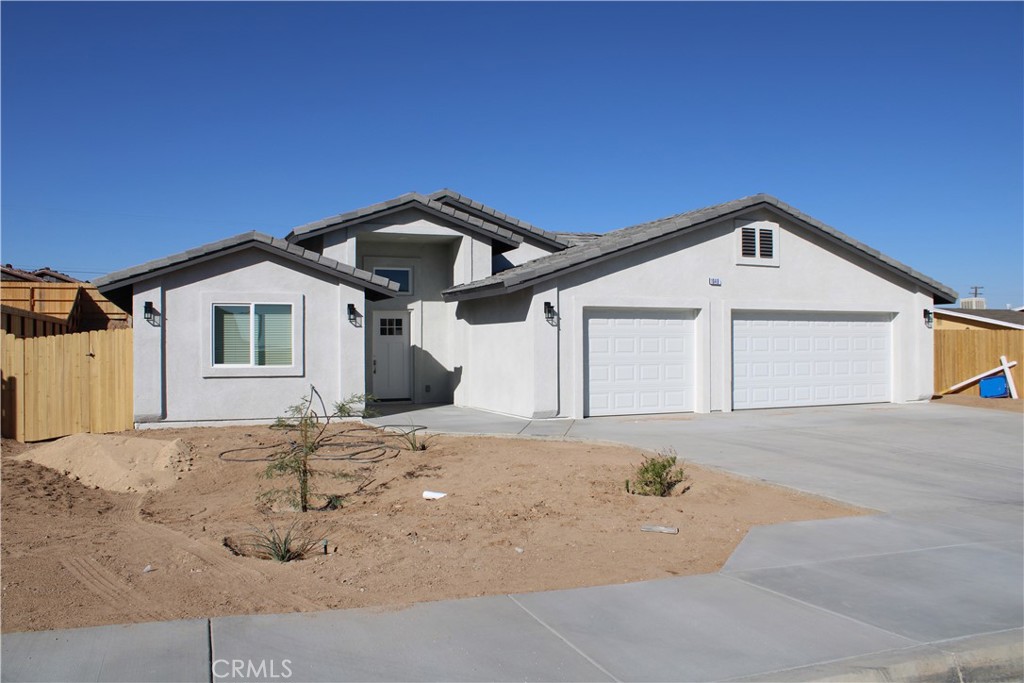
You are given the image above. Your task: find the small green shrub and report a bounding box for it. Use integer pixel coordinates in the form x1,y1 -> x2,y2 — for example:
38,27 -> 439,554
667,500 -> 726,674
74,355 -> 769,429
382,424 -> 432,451
626,450 -> 687,497
334,393 -> 377,418
246,522 -> 321,562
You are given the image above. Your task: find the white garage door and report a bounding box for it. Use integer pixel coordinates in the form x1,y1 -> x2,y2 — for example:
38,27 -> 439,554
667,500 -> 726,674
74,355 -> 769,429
586,309 -> 696,417
733,312 -> 891,410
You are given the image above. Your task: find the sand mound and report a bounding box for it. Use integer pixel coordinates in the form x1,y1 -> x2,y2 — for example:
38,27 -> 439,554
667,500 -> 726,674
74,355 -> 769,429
15,433 -> 192,492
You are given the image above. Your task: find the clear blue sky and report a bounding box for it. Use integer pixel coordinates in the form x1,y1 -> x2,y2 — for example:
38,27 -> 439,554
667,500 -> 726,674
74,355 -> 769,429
3,2 -> 1021,307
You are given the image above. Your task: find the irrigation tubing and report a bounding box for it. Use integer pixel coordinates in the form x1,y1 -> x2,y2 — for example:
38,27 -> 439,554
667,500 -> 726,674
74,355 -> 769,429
216,384 -> 427,464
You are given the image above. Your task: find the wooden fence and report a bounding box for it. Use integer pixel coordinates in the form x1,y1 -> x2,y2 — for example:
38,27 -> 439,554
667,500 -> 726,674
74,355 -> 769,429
934,329 -> 1024,396
1,305 -> 69,338
1,328 -> 133,442
1,282 -> 130,333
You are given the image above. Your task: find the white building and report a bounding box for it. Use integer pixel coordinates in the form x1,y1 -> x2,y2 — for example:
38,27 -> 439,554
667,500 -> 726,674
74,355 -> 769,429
95,191 -> 957,425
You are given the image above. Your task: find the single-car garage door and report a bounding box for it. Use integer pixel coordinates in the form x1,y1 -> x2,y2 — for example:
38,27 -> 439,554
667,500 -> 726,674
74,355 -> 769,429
733,312 -> 891,410
586,309 -> 696,417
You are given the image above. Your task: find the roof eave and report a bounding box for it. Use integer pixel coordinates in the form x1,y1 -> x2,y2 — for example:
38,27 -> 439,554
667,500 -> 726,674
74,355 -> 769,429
286,197 -> 522,248
442,197 -> 958,305
95,239 -> 398,299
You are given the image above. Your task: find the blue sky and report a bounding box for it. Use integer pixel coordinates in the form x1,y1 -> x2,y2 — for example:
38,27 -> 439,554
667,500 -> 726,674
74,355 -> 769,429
2,2 -> 1021,307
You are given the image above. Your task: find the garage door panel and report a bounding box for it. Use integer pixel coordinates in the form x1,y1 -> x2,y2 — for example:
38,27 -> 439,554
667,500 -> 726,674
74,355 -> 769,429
733,312 -> 891,410
587,310 -> 696,417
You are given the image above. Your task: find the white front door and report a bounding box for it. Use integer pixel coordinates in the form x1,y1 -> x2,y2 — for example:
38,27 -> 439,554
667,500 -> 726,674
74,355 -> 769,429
585,309 -> 696,417
372,311 -> 411,400
732,312 -> 892,410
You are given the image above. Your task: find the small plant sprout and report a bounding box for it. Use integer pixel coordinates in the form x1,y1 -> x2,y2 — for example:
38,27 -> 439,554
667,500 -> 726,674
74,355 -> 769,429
381,423 -> 432,451
246,522 -> 322,562
626,449 -> 687,497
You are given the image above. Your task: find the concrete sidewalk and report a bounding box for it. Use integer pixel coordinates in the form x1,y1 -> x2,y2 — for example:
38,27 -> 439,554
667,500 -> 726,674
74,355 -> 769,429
3,403 -> 1022,682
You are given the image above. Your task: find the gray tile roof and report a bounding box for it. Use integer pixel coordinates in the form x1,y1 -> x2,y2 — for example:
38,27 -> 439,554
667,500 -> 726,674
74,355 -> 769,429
443,194 -> 959,304
92,231 -> 399,297
285,193 -> 522,248
427,189 -> 569,249
554,232 -> 602,247
934,308 -> 1024,328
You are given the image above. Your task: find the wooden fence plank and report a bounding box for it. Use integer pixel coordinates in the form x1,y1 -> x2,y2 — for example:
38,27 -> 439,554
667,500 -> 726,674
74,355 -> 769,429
935,329 -> 1024,396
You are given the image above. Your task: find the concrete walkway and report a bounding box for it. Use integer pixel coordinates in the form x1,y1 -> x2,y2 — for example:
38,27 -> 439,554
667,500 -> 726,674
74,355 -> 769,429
3,403 -> 1022,682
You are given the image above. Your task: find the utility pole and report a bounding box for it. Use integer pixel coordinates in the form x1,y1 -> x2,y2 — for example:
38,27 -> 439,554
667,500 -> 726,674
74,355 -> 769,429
969,285 -> 984,298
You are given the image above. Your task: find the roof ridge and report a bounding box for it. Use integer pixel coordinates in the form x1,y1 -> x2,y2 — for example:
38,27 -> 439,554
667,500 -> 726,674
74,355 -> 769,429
426,189 -> 569,248
285,192 -> 522,246
442,194 -> 957,305
93,231 -> 398,296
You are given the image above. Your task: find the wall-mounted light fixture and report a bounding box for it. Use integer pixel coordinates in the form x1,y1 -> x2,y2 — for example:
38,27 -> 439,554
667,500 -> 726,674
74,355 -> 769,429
347,303 -> 362,327
143,301 -> 160,326
923,309 -> 934,328
544,301 -> 557,325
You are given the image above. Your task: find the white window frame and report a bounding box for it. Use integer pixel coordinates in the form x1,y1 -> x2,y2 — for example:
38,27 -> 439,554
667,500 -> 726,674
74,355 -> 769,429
735,220 -> 780,267
372,267 -> 413,296
202,292 -> 304,378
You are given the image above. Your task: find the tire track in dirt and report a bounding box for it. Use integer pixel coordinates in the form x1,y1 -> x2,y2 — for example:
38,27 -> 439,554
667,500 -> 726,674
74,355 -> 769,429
60,557 -> 165,621
110,492 -> 146,524
110,492 -> 321,613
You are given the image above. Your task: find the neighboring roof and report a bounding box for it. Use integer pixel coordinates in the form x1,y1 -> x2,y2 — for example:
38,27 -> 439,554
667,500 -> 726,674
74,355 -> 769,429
285,192 -> 523,248
1,265 -> 81,282
1,265 -> 44,282
93,231 -> 399,298
32,268 -> 81,283
427,189 -> 569,250
443,193 -> 959,304
934,308 -> 1024,330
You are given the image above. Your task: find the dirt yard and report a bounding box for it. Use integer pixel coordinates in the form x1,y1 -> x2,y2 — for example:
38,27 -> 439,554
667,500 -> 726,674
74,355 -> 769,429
1,423 -> 868,633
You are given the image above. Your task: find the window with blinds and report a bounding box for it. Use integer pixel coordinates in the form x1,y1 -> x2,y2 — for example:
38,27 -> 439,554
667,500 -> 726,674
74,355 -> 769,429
213,303 -> 292,366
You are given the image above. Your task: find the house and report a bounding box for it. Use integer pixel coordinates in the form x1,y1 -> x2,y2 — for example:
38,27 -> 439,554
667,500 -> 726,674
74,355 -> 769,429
94,191 -> 957,425
933,308 -> 1024,331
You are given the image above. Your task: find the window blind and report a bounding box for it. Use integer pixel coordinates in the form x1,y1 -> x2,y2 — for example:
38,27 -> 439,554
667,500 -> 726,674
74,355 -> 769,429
214,306 -> 251,364
255,304 -> 292,366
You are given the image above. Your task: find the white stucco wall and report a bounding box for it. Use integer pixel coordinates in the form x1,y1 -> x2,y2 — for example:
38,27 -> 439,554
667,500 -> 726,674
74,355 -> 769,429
358,241 -> 459,404
451,288 -> 538,417
130,249 -> 368,424
455,209 -> 938,419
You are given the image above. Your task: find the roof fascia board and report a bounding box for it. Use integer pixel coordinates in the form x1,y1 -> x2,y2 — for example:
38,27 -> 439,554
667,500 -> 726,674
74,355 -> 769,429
759,205 -> 957,304
288,200 -> 522,248
444,204 -> 765,301
500,202 -> 761,289
445,199 -> 956,304
934,309 -> 1024,330
430,191 -> 568,250
97,243 -> 396,297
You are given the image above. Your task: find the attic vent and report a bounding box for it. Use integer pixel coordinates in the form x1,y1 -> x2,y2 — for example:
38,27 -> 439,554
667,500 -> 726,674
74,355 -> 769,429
741,227 -> 758,258
759,228 -> 774,258
735,220 -> 780,267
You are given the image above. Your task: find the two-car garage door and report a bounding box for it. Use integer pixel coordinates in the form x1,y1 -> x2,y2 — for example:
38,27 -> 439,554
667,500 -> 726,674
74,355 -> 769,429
585,308 -> 892,416
732,312 -> 892,410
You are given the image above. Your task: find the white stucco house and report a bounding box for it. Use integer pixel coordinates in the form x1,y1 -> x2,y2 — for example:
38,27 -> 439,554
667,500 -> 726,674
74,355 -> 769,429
95,191 -> 957,425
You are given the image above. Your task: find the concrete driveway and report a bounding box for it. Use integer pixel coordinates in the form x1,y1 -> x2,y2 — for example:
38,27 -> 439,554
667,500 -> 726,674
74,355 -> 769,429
3,402 -> 1021,682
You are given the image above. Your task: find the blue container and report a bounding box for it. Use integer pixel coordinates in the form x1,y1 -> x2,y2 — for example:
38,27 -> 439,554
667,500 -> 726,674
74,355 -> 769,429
980,375 -> 1009,398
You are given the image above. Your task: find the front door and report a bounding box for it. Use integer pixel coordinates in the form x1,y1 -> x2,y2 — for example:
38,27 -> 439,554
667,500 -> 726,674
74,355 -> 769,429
372,311 -> 411,400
